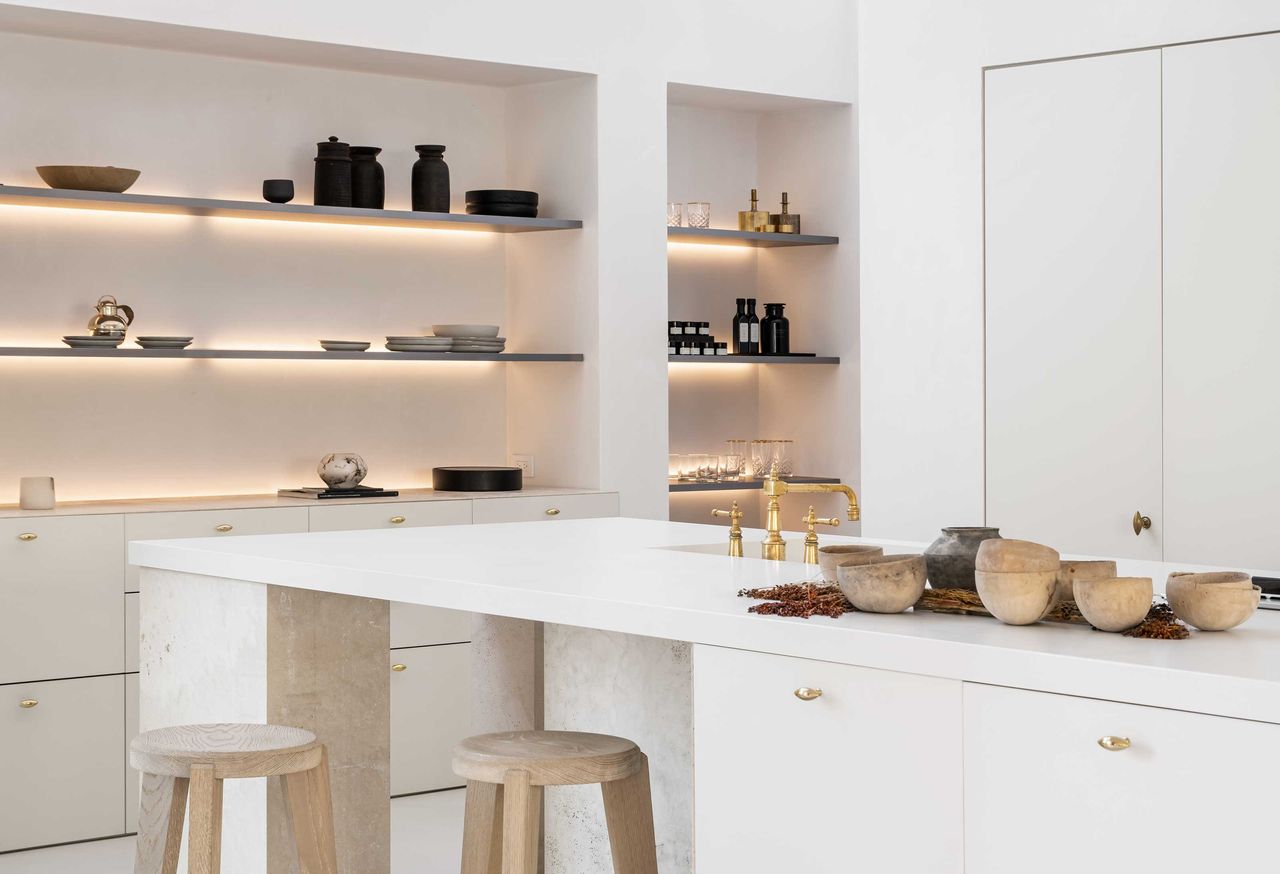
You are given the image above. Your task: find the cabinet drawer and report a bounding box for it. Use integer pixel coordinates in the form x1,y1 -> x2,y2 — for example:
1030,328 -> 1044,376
0,675 -> 125,851
964,683 -> 1280,872
390,644 -> 471,796
125,507 -> 309,591
308,499 -> 471,532
0,515 -> 125,684
470,492 -> 618,524
125,673 -> 138,834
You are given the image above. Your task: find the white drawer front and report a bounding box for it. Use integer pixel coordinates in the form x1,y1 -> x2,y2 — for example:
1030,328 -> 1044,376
390,644 -> 471,796
0,515 -> 125,684
125,673 -> 139,834
0,675 -> 125,851
470,492 -> 618,524
125,507 -> 309,591
308,499 -> 471,532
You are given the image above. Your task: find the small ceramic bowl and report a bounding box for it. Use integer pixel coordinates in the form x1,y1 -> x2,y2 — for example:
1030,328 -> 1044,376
836,554 -> 927,614
1074,576 -> 1152,632
1056,560 -> 1118,604
975,539 -> 1060,573
975,568 -> 1058,625
817,544 -> 885,583
1166,572 -> 1259,631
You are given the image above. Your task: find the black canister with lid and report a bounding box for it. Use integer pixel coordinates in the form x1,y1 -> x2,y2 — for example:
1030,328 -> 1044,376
412,145 -> 450,212
350,146 -> 385,209
314,136 -> 352,207
761,303 -> 790,355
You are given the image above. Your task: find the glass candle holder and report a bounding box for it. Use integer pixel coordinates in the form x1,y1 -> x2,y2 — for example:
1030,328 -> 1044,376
668,453 -> 682,480
667,202 -> 684,227
772,439 -> 795,476
686,202 -> 711,228
750,440 -> 771,478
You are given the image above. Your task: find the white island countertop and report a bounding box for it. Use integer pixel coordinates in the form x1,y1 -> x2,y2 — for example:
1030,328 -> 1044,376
131,517 -> 1280,724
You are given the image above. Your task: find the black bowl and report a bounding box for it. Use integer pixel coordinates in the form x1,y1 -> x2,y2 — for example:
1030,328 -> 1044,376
465,189 -> 539,206
466,203 -> 538,218
263,179 -> 295,204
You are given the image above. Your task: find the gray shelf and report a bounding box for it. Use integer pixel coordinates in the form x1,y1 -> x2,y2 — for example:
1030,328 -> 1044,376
667,227 -> 838,248
0,347 -> 583,362
0,185 -> 583,233
669,475 -> 841,493
668,354 -> 839,364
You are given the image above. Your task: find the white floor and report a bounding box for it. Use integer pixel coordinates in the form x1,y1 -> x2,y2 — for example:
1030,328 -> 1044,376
0,789 -> 465,873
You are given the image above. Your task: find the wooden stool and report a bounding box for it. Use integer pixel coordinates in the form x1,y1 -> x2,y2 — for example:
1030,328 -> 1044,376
129,723 -> 337,874
453,730 -> 658,874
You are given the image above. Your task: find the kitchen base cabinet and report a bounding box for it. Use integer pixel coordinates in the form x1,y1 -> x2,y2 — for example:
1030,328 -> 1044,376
0,675 -> 125,851
389,643 -> 472,796
471,492 -> 619,524
964,684 -> 1280,873
693,645 -> 963,874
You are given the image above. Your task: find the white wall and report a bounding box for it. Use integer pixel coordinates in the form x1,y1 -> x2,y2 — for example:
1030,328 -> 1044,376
859,0 -> 1280,540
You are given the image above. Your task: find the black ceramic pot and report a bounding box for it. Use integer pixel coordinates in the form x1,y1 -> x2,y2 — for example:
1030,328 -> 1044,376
313,136 -> 352,207
350,146 -> 384,210
412,145 -> 449,212
262,179 -> 294,204
923,527 -> 1003,590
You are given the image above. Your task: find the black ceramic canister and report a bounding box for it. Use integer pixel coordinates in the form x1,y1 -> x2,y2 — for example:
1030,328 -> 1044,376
350,146 -> 385,209
412,145 -> 449,212
313,136 -> 352,207
761,303 -> 790,355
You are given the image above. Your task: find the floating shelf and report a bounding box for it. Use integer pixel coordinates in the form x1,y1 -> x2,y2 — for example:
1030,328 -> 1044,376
668,354 -> 839,364
0,347 -> 582,362
669,475 -> 841,493
0,185 -> 584,233
667,227 -> 838,248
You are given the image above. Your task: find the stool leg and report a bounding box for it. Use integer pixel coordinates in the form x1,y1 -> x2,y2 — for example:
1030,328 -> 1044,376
282,745 -> 340,874
601,753 -> 659,874
186,765 -> 223,874
134,773 -> 189,874
461,780 -> 504,874
500,770 -> 542,874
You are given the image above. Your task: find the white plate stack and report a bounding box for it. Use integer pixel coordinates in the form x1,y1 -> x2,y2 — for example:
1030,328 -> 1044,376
385,336 -> 456,353
430,324 -> 506,354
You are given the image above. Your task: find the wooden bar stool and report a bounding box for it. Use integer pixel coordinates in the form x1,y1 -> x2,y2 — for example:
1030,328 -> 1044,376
453,730 -> 658,874
130,723 -> 338,874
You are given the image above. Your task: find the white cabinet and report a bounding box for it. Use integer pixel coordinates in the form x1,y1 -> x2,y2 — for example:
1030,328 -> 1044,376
307,499 -> 471,532
0,675 -> 125,851
692,645 -> 963,874
390,644 -> 472,796
984,50 -> 1163,560
471,492 -> 618,524
964,683 -> 1280,872
124,507 -> 309,591
0,515 -> 125,684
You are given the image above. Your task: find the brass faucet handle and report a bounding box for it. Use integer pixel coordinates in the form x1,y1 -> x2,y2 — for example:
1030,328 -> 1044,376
800,505 -> 839,530
712,502 -> 745,558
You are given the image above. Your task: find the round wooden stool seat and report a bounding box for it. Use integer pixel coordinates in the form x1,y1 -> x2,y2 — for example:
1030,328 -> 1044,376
453,730 -> 643,786
130,722 -> 321,779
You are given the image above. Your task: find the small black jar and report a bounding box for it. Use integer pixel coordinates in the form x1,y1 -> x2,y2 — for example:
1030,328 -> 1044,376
412,145 -> 449,212
760,303 -> 790,355
350,146 -> 385,209
313,136 -> 352,207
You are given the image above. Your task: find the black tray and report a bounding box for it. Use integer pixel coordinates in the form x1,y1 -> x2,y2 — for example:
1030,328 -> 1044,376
432,466 -> 523,492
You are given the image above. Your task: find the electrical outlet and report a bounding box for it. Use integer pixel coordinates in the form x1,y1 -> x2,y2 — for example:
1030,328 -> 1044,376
512,453 -> 535,478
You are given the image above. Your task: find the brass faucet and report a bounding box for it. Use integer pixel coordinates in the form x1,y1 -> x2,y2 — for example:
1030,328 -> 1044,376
801,505 -> 840,564
710,502 -> 744,557
762,463 -> 861,561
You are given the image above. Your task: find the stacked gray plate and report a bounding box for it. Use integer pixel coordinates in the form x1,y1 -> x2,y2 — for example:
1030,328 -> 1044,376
136,336 -> 194,349
386,336 -> 454,353
319,340 -> 371,352
449,335 -> 506,353
63,335 -> 124,348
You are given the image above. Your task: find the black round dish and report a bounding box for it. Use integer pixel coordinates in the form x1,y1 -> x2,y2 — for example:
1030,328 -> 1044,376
432,466 -> 523,492
466,203 -> 538,218
465,189 -> 539,206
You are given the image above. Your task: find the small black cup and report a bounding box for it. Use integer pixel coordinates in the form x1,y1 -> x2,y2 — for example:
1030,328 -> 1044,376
262,179 -> 295,204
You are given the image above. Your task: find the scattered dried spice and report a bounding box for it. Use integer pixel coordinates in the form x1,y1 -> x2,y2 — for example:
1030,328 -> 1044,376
1044,600 -> 1085,624
1122,602 -> 1190,640
738,582 -> 853,619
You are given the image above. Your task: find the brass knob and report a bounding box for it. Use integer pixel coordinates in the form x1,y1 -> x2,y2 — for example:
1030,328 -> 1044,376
545,508 -> 561,516
389,516 -> 406,525
1132,512 -> 1152,536
1097,735 -> 1131,751
17,532 -> 37,542
18,699 -> 37,709
214,523 -> 234,533
391,663 -> 407,672
794,687 -> 823,701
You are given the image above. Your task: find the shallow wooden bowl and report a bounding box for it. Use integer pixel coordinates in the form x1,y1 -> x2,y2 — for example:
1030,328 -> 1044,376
1166,573 -> 1259,631
836,554 -> 926,614
1074,576 -> 1152,632
975,539 -> 1060,573
1056,559 -> 1118,603
817,544 -> 885,583
974,568 -> 1058,625
36,165 -> 140,193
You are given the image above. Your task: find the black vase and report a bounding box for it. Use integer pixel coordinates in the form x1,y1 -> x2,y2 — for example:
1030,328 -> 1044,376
412,145 -> 449,212
350,146 -> 384,210
313,136 -> 352,207
262,179 -> 294,204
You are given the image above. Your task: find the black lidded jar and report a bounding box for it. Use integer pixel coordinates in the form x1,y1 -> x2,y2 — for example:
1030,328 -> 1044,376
350,146 -> 385,209
313,136 -> 352,207
412,145 -> 450,212
761,303 -> 790,355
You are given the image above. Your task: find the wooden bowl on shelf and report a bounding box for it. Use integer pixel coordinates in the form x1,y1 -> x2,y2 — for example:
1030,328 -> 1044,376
816,544 -> 884,583
36,165 -> 140,193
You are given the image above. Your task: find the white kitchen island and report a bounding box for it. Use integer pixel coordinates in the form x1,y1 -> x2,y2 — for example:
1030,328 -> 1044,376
131,517 -> 1280,874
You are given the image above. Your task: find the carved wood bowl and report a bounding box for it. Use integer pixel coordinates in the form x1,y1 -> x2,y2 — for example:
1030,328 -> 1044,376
36,165 -> 140,193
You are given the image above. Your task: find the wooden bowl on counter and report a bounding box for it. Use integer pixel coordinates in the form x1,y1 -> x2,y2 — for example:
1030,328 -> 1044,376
975,568 -> 1058,625
975,539 -> 1060,573
1166,572 -> 1259,631
1074,576 -> 1152,632
1056,560 -> 1118,604
817,544 -> 885,583
836,554 -> 927,614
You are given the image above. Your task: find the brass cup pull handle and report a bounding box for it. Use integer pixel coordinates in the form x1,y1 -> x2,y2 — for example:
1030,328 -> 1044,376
1097,735 -> 1131,751
391,663 -> 407,672
214,523 -> 234,533
389,516 -> 406,525
17,532 -> 37,542
545,508 -> 561,516
18,699 -> 38,709
1132,512 -> 1152,536
794,687 -> 823,701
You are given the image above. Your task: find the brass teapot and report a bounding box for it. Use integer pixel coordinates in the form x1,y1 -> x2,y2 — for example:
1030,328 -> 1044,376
87,295 -> 134,336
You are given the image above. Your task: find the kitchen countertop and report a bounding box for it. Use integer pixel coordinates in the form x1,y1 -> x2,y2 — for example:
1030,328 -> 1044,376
131,517 -> 1280,724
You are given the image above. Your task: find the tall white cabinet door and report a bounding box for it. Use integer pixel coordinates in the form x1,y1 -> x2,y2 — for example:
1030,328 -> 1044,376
1163,35 -> 1280,569
693,646 -> 963,873
985,51 -> 1163,559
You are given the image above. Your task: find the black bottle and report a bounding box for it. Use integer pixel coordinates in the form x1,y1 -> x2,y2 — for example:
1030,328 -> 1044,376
745,298 -> 761,354
731,298 -> 747,354
313,136 -> 352,207
412,145 -> 450,212
761,303 -> 790,355
350,146 -> 385,209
